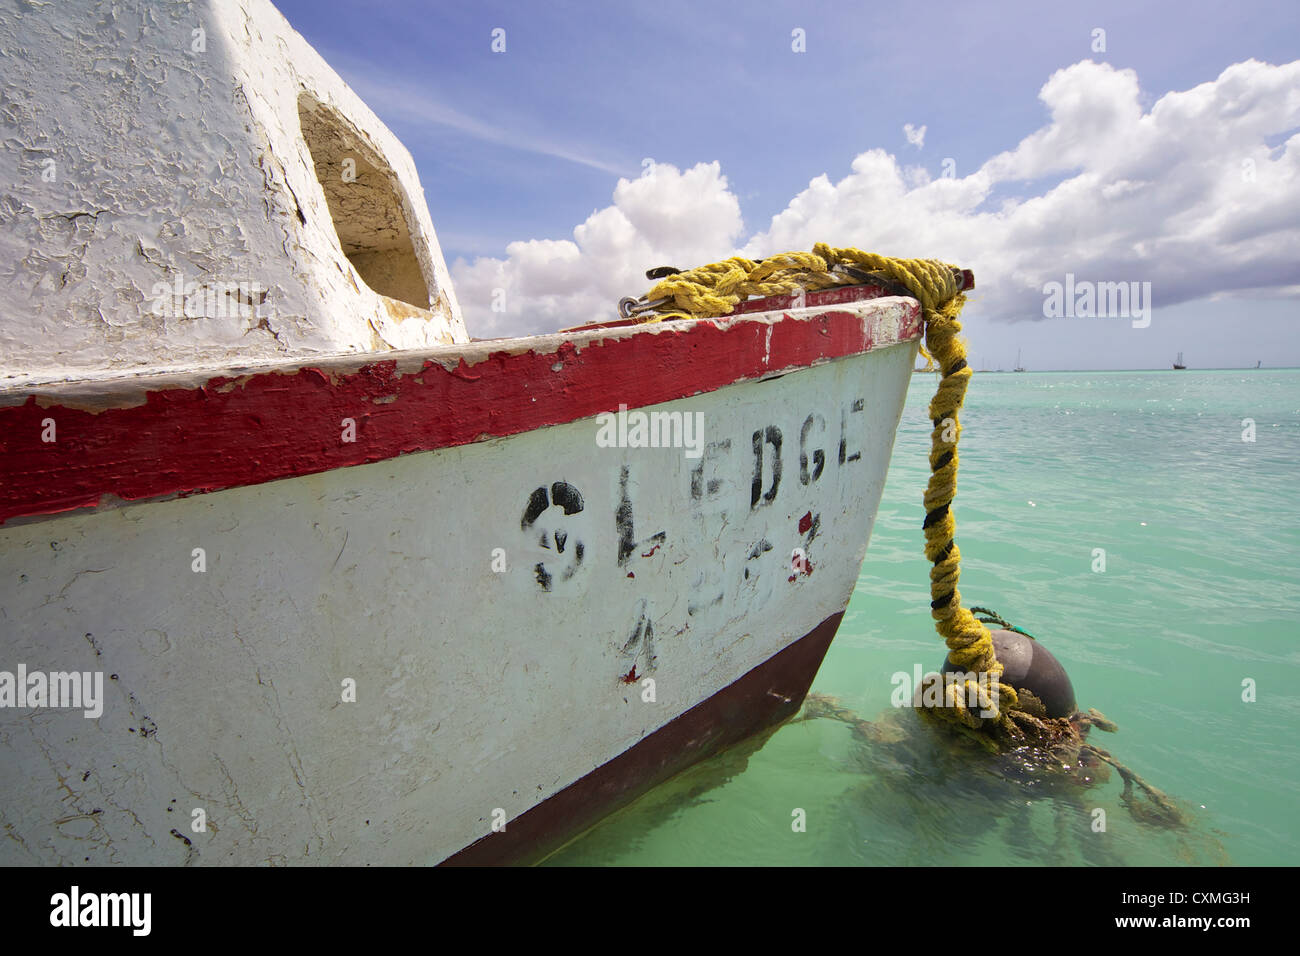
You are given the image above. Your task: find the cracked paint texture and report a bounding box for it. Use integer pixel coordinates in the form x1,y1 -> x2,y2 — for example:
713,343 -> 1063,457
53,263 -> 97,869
0,0 -> 465,389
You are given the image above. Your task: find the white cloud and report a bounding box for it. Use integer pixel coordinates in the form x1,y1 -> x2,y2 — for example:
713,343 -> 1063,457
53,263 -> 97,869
451,161 -> 742,337
904,123 -> 927,149
452,59 -> 1300,337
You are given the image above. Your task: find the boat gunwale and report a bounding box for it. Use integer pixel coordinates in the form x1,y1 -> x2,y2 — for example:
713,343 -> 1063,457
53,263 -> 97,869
0,293 -> 922,528
0,286 -> 917,400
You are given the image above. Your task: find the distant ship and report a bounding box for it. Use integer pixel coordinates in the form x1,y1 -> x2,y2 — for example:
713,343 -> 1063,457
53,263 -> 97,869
1013,348 -> 1026,372
1173,352 -> 1187,370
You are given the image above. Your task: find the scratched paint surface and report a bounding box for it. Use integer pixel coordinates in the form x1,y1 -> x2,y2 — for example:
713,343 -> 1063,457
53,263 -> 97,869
0,0 -> 464,390
0,341 -> 915,864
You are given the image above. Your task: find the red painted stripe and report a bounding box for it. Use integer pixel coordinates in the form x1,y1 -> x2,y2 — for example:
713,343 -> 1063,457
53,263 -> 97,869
0,298 -> 920,526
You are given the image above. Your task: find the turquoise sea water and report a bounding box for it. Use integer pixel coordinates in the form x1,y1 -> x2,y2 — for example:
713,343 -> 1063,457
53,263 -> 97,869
546,369 -> 1300,866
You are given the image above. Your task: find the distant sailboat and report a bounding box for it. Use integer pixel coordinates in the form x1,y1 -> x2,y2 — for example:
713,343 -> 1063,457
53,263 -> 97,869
1256,360 -> 1262,369
1173,351 -> 1186,370
1013,348 -> 1025,372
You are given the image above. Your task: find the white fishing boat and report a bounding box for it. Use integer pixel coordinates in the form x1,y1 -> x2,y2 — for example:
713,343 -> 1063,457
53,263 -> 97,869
0,0 -> 970,865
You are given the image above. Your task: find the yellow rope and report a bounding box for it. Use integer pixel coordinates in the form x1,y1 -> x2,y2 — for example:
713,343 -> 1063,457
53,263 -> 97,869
641,252 -> 850,322
633,245 -> 1022,738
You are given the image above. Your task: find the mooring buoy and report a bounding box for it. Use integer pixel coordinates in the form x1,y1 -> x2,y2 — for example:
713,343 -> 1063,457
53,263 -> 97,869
942,629 -> 1077,718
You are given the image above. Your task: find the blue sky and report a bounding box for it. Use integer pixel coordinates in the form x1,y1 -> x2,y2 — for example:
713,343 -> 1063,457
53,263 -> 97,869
275,0 -> 1299,370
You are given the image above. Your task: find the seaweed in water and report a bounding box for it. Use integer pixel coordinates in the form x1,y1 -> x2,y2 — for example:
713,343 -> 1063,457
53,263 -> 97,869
793,693 -> 1232,865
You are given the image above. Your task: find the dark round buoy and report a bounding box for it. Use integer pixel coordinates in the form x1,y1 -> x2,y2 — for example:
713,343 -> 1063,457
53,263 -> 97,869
941,629 -> 1077,718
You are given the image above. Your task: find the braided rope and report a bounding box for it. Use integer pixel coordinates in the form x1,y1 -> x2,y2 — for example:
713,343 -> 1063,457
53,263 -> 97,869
634,245 -> 1023,737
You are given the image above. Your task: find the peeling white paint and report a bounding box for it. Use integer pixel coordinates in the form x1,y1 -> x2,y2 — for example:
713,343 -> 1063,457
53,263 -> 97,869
0,0 -> 466,388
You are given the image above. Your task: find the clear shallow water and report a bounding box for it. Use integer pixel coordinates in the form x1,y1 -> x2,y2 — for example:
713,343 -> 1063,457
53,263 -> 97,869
546,369 -> 1300,866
